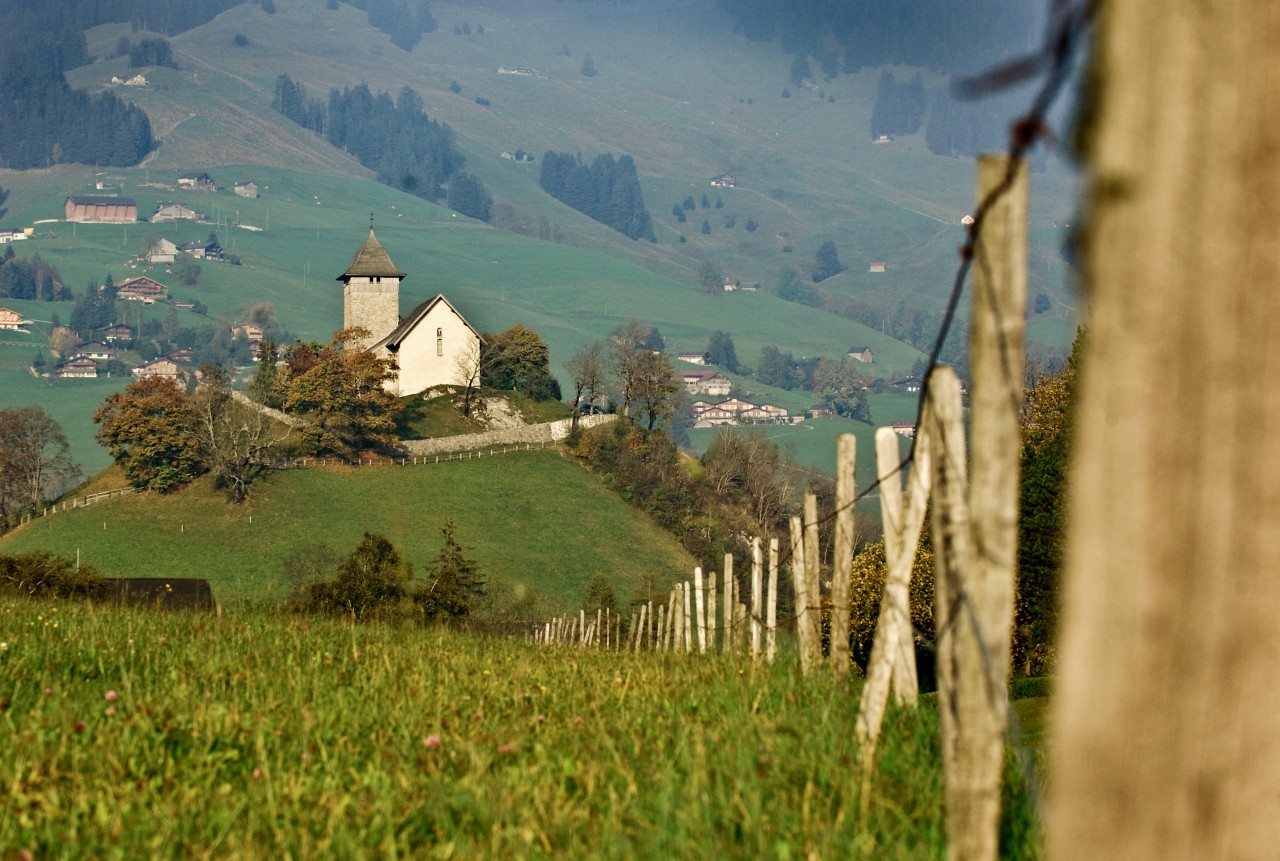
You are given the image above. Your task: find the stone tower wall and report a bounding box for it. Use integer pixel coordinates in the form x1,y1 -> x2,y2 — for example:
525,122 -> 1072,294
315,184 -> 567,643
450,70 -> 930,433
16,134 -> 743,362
343,276 -> 400,351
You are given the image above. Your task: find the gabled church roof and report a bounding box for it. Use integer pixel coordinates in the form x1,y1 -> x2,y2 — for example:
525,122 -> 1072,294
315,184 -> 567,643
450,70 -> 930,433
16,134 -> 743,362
373,294 -> 482,352
337,229 -> 407,280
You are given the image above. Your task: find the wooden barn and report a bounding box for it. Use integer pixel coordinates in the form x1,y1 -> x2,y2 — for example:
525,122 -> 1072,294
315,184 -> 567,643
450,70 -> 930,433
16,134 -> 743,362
64,195 -> 137,223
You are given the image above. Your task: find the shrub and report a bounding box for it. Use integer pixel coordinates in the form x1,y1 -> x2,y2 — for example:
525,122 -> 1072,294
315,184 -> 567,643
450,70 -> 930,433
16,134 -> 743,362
304,533 -> 412,620
0,553 -> 107,600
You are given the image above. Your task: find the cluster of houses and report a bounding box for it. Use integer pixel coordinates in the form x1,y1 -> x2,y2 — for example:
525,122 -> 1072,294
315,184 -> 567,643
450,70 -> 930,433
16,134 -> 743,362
678,369 -> 791,427
61,173 -> 258,227
38,316 -> 265,381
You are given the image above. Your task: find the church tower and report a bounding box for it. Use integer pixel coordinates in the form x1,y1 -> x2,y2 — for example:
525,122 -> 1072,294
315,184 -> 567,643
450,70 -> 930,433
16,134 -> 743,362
337,229 -> 406,351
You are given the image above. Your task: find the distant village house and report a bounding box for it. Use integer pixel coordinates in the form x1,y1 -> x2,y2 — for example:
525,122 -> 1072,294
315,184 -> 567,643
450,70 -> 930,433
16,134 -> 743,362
233,181 -> 258,199
152,202 -> 204,223
115,276 -> 168,303
0,307 -> 33,332
178,173 -> 216,191
179,239 -> 222,260
680,370 -> 733,397
54,357 -> 99,379
710,174 -> 736,188
846,346 -> 875,363
132,359 -> 184,381
146,239 -> 178,264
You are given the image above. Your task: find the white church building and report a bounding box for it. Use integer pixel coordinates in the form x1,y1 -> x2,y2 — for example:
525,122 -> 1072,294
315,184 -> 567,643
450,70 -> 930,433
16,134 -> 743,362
338,229 -> 481,398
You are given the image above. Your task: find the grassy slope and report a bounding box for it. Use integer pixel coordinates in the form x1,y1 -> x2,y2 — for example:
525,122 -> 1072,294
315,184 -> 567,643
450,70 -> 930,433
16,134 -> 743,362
0,450 -> 695,609
0,598 -> 1048,859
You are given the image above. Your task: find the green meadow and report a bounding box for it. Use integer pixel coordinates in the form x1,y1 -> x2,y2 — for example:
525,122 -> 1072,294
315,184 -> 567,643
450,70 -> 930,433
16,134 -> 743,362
0,451 -> 695,609
0,597 -> 1044,859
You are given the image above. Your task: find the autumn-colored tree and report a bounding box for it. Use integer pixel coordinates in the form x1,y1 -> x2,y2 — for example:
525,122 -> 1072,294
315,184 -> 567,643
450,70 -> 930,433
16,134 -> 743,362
280,328 -> 401,455
811,356 -> 870,421
94,375 -> 201,493
837,539 -> 935,676
0,407 -> 80,531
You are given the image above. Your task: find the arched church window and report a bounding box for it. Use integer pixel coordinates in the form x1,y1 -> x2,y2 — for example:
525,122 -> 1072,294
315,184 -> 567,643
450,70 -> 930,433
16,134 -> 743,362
437,328 -> 443,356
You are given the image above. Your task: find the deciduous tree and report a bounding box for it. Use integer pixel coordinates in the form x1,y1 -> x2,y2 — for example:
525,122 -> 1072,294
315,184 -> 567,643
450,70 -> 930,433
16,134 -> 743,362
191,365 -> 288,504
0,407 -> 80,532
565,340 -> 606,427
94,375 -> 201,493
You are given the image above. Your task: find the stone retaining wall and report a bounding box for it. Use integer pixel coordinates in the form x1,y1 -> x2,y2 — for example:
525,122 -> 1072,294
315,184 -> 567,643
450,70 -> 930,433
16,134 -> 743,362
401,412 -> 616,456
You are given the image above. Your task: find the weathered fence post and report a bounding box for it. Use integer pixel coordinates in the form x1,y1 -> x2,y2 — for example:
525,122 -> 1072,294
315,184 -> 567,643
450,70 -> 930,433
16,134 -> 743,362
803,492 -> 822,665
694,566 -> 708,654
855,423 -> 934,745
830,434 -> 856,675
790,516 -> 814,673
751,537 -> 763,660
707,576 -> 717,653
722,555 -> 735,655
682,581 -> 694,653
767,538 -> 779,664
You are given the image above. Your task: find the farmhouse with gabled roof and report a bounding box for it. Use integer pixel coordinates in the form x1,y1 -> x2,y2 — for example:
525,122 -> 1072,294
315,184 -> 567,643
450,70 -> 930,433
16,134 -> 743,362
338,229 -> 481,398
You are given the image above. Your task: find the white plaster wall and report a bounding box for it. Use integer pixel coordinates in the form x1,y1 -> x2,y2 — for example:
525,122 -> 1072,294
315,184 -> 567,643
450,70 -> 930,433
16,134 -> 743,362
393,302 -> 480,397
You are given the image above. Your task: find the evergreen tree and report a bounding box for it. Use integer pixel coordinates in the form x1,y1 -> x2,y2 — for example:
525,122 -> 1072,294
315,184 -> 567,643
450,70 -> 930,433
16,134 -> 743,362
580,53 -> 597,77
811,240 -> 845,282
701,219 -> 712,235
706,331 -> 739,372
415,520 -> 484,622
447,172 -> 492,222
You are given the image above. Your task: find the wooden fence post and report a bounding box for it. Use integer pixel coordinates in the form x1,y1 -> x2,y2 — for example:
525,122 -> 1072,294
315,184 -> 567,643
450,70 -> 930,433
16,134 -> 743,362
694,566 -> 708,654
707,576 -> 717,653
831,434 -> 856,675
803,493 -> 822,666
722,555 -> 735,655
767,538 -> 779,664
790,515 -> 814,673
751,537 -> 763,660
855,424 -> 934,745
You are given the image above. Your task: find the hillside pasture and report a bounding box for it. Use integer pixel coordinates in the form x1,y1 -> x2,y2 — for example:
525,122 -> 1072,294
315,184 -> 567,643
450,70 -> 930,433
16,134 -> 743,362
0,450 -> 695,609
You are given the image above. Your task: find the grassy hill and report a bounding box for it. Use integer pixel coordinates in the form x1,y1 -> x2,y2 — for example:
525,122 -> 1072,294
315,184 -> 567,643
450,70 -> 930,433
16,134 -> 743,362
0,449 -> 696,609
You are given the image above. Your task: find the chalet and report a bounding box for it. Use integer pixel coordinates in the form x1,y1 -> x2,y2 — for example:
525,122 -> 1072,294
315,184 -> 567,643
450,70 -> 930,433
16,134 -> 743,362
146,239 -> 178,264
0,307 -> 33,332
892,375 -> 923,393
177,173 -> 215,191
891,421 -> 917,439
100,324 -> 134,343
231,323 -> 264,343
179,240 -> 222,260
152,202 -> 204,223
133,359 -> 184,380
165,347 -> 194,364
116,276 -> 168,303
110,74 -> 147,86
677,352 -> 708,365
710,174 -> 736,188
233,181 -> 258,199
722,278 -> 740,293
0,230 -> 30,243
961,214 -> 975,226
692,406 -> 736,427
869,261 -> 887,273
716,398 -> 755,414
73,342 -> 113,361
54,357 -> 99,379
847,346 -> 875,363
339,229 -> 482,398
65,196 -> 137,224
680,370 -> 732,397
809,405 -> 835,418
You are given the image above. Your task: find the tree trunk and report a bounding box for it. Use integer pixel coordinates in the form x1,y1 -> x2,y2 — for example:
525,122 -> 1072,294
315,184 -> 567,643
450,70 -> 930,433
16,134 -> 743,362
1048,3 -> 1280,858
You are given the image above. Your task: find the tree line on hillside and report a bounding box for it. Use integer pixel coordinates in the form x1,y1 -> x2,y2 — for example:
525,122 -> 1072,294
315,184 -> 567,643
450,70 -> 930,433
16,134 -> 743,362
716,0 -> 1042,77
539,152 -> 656,242
0,247 -> 68,301
272,76 -> 487,215
870,71 -> 926,138
342,0 -> 437,50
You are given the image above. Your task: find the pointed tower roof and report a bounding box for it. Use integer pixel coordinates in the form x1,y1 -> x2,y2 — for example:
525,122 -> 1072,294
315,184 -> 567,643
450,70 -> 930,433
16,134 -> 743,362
337,229 -> 407,280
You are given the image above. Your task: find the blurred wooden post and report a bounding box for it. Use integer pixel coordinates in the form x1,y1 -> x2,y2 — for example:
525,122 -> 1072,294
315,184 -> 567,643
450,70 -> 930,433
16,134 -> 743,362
656,604 -> 666,651
790,515 -> 814,673
803,493 -> 822,665
1048,7 -> 1280,854
597,609 -> 603,648
830,434 -> 856,675
671,587 -> 682,652
722,555 -> 735,655
751,537 -> 763,660
766,538 -> 779,663
682,580 -> 694,653
856,421 -> 938,743
707,577 -> 717,652
694,566 -> 708,653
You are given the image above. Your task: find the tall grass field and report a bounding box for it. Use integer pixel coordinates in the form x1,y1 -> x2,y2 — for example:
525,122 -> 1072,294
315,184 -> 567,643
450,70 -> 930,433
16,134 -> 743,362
0,597 -> 1042,859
